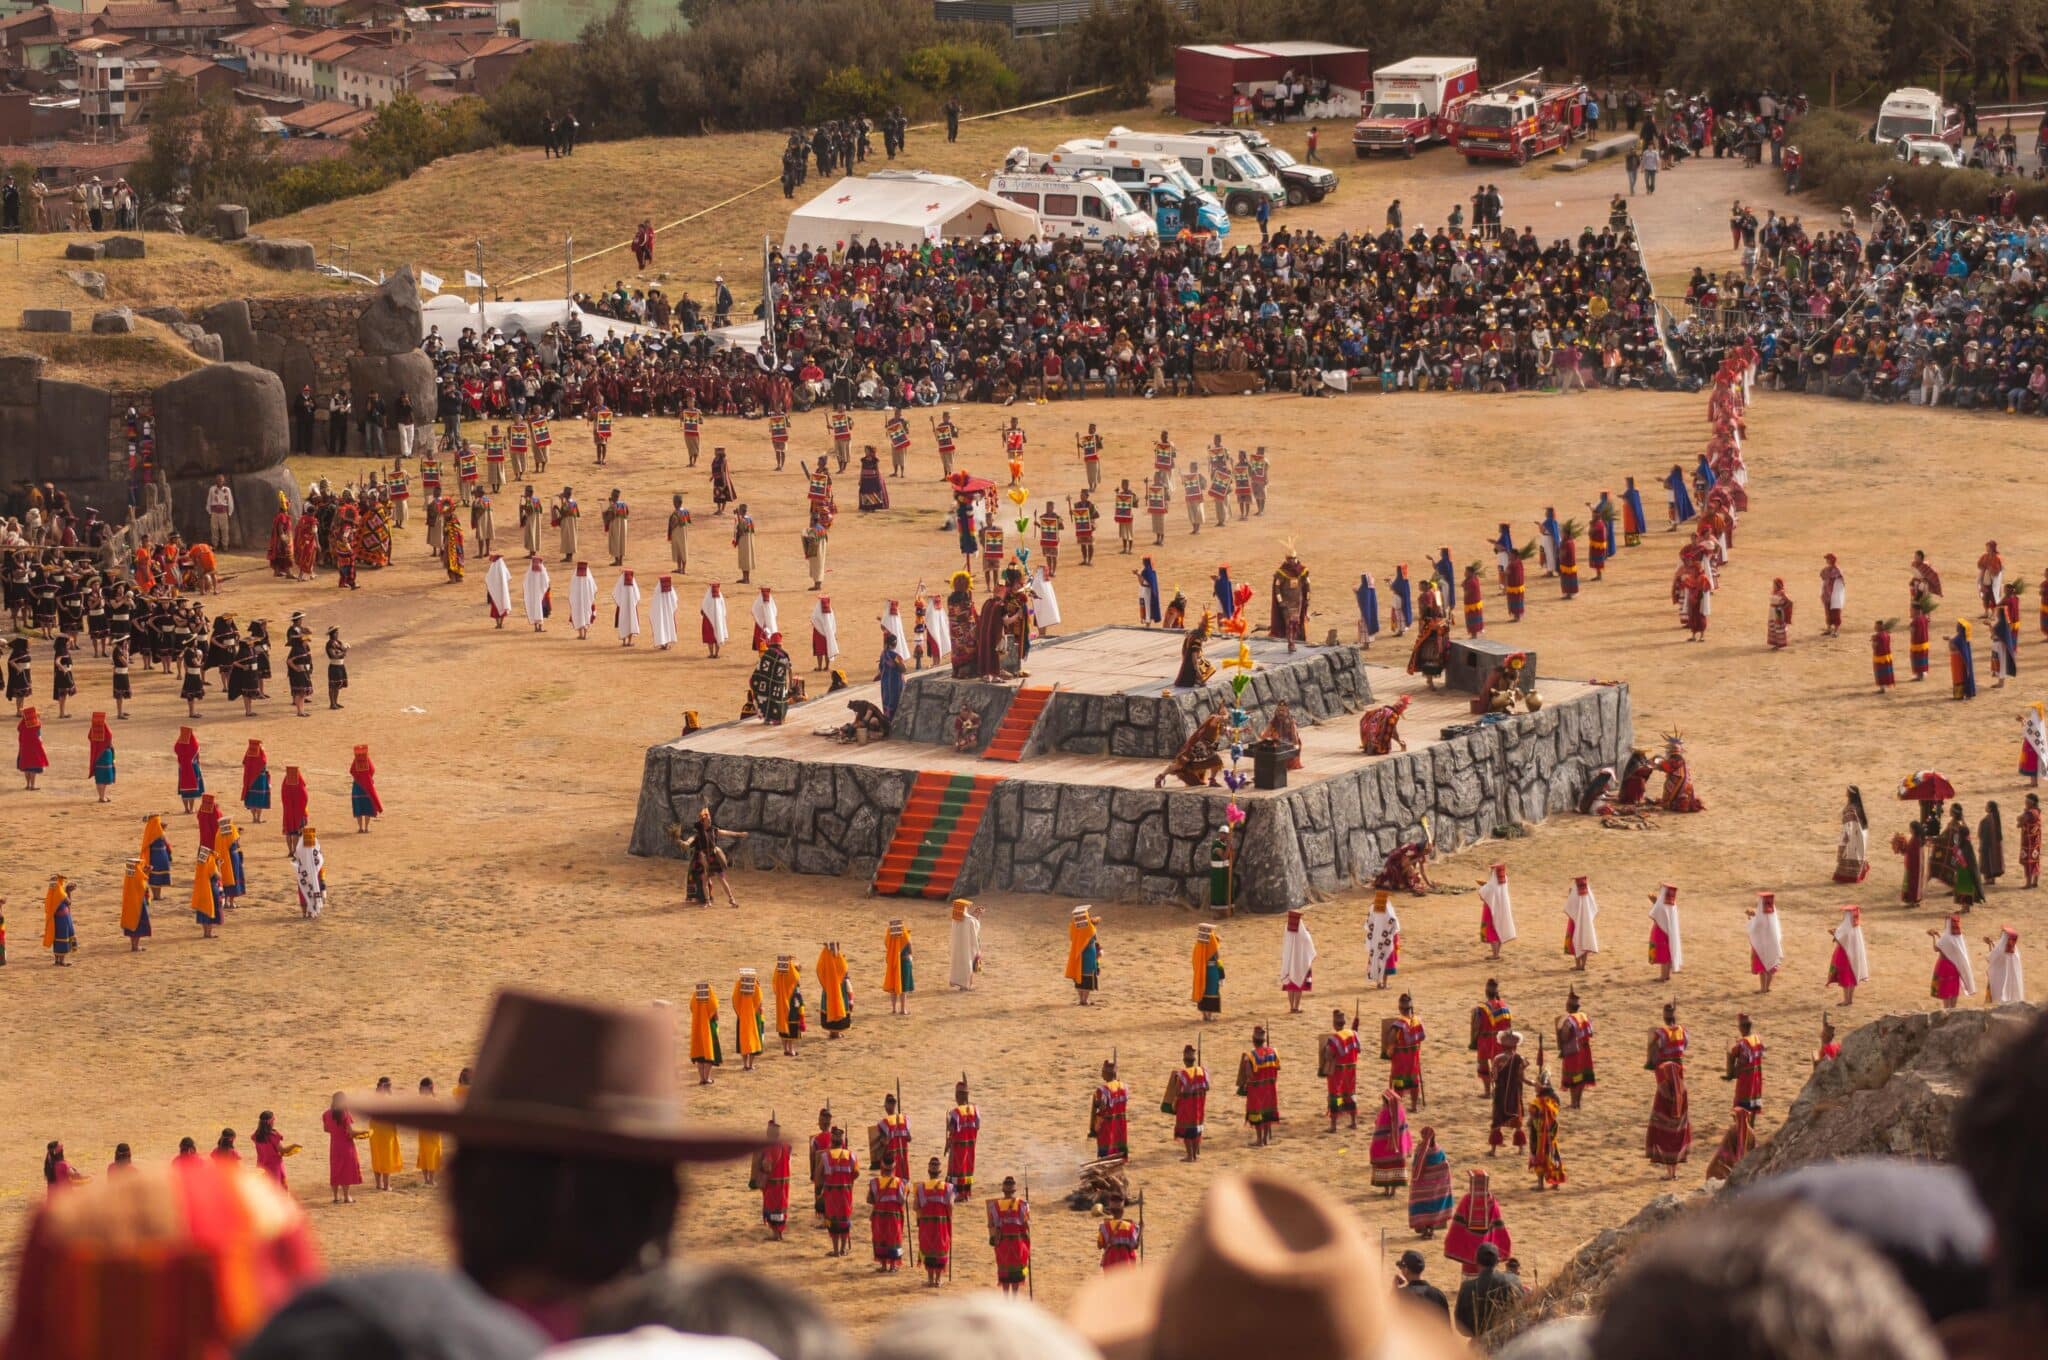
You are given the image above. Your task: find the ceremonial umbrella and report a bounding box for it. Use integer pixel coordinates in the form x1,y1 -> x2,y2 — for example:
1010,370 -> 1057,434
946,472 -> 995,495
1896,771 -> 1955,802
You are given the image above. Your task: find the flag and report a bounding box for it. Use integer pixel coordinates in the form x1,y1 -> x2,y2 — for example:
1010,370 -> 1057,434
418,270 -> 443,294
463,269 -> 487,288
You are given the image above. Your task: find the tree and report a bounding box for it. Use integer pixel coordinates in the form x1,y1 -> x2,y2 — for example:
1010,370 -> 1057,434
1074,0 -> 1185,105
131,82 -> 271,212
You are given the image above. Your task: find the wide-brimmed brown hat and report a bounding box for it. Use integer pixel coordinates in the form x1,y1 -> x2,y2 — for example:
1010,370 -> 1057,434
1070,1174 -> 1466,1360
351,989 -> 774,1163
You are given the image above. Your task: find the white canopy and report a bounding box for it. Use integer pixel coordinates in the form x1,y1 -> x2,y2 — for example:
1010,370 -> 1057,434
784,171 -> 1041,252
421,294 -> 654,344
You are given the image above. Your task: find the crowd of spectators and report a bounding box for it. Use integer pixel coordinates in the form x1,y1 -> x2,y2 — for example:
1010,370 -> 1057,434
768,222 -> 1672,407
1672,210 -> 2048,410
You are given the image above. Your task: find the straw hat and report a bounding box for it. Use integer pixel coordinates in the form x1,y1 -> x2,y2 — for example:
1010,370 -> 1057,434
353,989 -> 771,1164
1071,1175 -> 1463,1360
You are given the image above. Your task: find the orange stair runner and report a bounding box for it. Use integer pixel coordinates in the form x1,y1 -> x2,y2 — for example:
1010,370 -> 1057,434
872,771 -> 1005,898
980,686 -> 1054,762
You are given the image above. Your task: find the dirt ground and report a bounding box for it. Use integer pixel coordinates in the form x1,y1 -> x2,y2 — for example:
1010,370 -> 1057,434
0,155 -> 2032,1336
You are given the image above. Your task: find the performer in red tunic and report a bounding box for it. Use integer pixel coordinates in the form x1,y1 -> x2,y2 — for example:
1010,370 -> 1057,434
1471,979 -> 1512,1092
820,1129 -> 858,1257
1161,1044 -> 1209,1161
1388,993 -> 1426,1110
1555,991 -> 1595,1108
1461,563 -> 1485,637
913,1158 -> 952,1285
1238,1026 -> 1280,1144
987,1178 -> 1030,1296
1725,1014 -> 1765,1114
1872,619 -> 1897,693
1646,1060 -> 1691,1178
1320,1010 -> 1360,1130
1088,1059 -> 1129,1159
867,1169 -> 906,1271
1096,1189 -> 1141,1269
750,1118 -> 791,1239
943,1080 -> 979,1200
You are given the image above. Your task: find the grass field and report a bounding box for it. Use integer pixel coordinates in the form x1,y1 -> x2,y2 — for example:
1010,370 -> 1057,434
0,232 -> 347,384
261,101 -> 1185,304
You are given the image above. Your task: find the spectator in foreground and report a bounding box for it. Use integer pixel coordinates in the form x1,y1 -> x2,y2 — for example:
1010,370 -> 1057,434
1948,1007 -> 2048,1359
2,1156 -> 322,1359
1456,1242 -> 1524,1337
1591,1200 -> 1944,1360
1068,1173 -> 1460,1360
350,988 -> 775,1344
241,1267 -> 547,1360
581,1262 -> 851,1360
1394,1248 -> 1450,1320
868,1295 -> 1100,1360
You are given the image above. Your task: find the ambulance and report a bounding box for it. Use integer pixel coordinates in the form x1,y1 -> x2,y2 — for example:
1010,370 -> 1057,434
986,170 -> 1160,245
1029,142 -> 1232,235
1096,128 -> 1285,219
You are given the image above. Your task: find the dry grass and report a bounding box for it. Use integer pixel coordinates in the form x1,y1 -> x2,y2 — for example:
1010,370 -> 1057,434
262,103 -> 1167,303
1,325 -> 207,389
0,231 -> 348,384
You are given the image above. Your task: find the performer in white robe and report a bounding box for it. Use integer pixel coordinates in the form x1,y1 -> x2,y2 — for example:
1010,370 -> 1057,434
810,596 -> 840,671
1363,892 -> 1400,988
1933,915 -> 1976,1007
701,582 -> 729,657
948,897 -> 982,990
1830,905 -> 1872,1002
612,568 -> 642,645
1477,862 -> 1517,958
880,600 -> 911,660
1987,925 -> 2025,1004
293,825 -> 326,919
650,575 -> 679,649
522,555 -> 551,631
926,590 -> 952,663
1279,907 -> 1317,1011
1648,882 -> 1683,979
1746,891 -> 1783,992
1564,874 -> 1600,969
1028,565 -> 1061,635
568,561 -> 597,638
483,554 -> 511,627
751,586 -> 779,652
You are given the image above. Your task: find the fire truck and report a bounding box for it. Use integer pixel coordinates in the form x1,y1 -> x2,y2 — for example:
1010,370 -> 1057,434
1451,70 -> 1589,166
1350,56 -> 1480,158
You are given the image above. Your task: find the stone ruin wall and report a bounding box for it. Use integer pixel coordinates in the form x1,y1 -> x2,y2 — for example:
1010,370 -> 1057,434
629,680 -> 1632,912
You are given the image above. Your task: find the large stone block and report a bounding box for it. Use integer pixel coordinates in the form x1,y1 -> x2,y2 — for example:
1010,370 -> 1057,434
242,237 -> 317,271
356,268 -> 424,356
64,269 -> 106,299
199,300 -> 254,362
153,363 -> 289,477
348,351 -> 437,424
99,236 -> 145,260
213,204 -> 249,240
0,354 -> 44,406
21,309 -> 72,333
170,464 -> 301,548
91,308 -> 135,335
251,330 -> 318,399
63,241 -> 103,261
35,379 -> 112,482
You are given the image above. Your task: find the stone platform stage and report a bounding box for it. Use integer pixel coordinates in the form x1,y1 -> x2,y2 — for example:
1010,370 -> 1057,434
629,626 -> 1632,912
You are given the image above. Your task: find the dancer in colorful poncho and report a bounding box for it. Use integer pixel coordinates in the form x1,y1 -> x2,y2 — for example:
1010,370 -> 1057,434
1368,1089 -> 1410,1194
1443,1169 -> 1512,1276
1407,1127 -> 1454,1237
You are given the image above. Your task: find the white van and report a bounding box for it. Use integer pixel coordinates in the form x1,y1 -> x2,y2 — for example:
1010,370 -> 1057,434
987,170 -> 1159,245
1873,87 -> 1962,147
1098,127 -> 1285,218
1036,141 -> 1233,234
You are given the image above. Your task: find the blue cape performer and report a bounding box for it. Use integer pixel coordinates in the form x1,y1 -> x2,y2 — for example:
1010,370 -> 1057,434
1434,549 -> 1455,605
1622,478 -> 1648,540
1665,466 -> 1696,524
878,639 -> 907,717
1391,567 -> 1414,628
1138,559 -> 1161,623
1356,573 -> 1380,637
1214,565 -> 1235,619
1951,622 -> 1979,699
